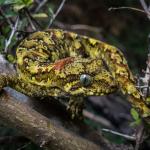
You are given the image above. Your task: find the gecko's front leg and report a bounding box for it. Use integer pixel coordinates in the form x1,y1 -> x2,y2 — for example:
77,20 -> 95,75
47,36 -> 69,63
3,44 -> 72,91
67,97 -> 85,120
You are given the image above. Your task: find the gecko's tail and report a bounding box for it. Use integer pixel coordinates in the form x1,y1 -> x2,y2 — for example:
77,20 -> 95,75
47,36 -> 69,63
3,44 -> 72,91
99,43 -> 150,120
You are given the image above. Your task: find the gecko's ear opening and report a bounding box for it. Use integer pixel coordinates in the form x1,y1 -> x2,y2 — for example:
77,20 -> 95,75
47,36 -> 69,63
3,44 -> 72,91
80,74 -> 91,87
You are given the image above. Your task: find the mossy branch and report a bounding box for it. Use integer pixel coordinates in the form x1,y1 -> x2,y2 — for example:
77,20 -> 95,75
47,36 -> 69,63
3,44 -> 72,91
0,90 -> 102,150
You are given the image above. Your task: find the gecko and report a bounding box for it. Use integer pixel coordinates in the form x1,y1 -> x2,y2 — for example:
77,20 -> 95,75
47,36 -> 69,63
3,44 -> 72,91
1,29 -> 150,120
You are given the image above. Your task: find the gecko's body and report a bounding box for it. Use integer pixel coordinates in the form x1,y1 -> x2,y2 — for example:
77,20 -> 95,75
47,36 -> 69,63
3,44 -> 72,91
2,29 -> 150,119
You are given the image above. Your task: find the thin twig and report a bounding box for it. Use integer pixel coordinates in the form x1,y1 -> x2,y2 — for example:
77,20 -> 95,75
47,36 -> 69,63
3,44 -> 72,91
4,16 -> 19,53
67,24 -> 101,32
54,21 -> 101,33
139,36 -> 150,97
35,0 -> 48,13
139,0 -> 150,14
24,8 -> 42,31
83,110 -> 114,128
108,6 -> 146,14
135,124 -> 145,150
0,7 -> 13,29
101,128 -> 136,141
136,85 -> 149,89
24,10 -> 36,31
17,142 -> 32,150
48,0 -> 66,28
139,0 -> 150,19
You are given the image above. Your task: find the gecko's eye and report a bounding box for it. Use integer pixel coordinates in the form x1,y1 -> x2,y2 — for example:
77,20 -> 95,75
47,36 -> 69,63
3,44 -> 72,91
80,74 -> 91,86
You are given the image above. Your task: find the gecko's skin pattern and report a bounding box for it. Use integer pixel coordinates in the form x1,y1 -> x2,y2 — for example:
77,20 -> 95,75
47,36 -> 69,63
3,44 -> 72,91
14,29 -> 150,119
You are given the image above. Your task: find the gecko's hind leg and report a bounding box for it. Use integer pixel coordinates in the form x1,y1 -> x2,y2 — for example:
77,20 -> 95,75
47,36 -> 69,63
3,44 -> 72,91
0,73 -> 17,94
67,97 -> 85,120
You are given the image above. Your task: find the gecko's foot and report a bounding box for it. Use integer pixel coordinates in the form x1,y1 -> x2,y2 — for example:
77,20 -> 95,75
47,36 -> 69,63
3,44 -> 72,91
67,97 -> 84,120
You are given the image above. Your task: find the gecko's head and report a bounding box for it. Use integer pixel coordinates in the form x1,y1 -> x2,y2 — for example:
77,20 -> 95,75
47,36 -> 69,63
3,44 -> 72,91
54,57 -> 117,96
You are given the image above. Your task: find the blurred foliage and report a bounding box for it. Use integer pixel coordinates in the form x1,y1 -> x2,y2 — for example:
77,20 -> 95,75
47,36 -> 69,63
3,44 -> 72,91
130,108 -> 142,126
0,0 -> 33,6
13,0 -> 33,11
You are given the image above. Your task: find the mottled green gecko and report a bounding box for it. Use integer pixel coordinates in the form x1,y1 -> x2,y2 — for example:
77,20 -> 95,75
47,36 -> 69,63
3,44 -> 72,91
1,29 -> 150,120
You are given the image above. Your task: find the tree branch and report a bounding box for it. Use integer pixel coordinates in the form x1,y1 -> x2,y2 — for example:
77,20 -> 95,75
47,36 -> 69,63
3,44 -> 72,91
0,90 -> 102,150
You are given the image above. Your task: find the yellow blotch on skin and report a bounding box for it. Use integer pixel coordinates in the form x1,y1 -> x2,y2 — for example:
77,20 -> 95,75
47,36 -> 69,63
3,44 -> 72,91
64,81 -> 78,92
37,44 -> 45,50
103,45 -> 117,54
17,49 -> 28,65
27,65 -> 39,74
54,30 -> 64,39
73,40 -> 81,49
55,71 -> 66,78
86,59 -> 102,72
116,66 -> 128,76
89,38 -> 98,45
111,53 -> 123,63
17,56 -> 24,66
22,40 -> 38,48
68,32 -> 77,39
43,36 -> 55,45
126,84 -> 140,99
89,47 -> 99,58
71,88 -> 87,95
29,31 -> 45,39
51,52 -> 60,61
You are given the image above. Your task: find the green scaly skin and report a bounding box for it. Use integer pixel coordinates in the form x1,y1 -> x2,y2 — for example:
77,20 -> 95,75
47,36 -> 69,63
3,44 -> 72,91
1,29 -> 150,120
